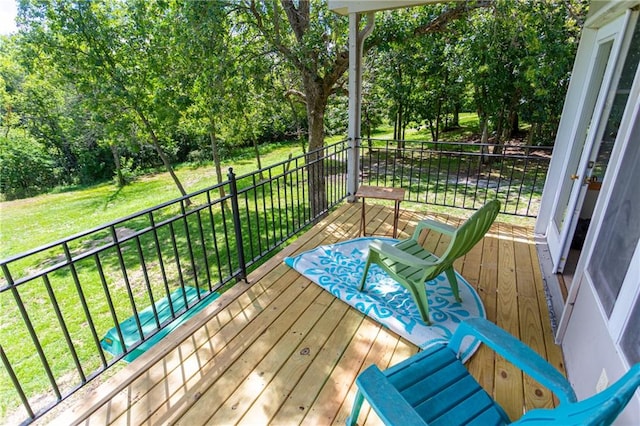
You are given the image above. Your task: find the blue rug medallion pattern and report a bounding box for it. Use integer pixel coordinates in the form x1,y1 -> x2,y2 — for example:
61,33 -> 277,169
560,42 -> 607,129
284,237 -> 485,362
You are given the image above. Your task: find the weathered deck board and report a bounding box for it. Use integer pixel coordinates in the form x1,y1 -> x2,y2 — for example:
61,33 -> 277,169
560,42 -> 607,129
56,202 -> 566,426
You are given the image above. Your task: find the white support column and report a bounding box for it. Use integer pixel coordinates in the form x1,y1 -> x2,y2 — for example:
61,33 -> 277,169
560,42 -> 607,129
347,12 -> 375,201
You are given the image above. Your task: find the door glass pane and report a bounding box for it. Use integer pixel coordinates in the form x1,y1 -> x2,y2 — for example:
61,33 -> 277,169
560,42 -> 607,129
591,21 -> 640,180
621,295 -> 640,364
552,41 -> 613,230
588,96 -> 640,317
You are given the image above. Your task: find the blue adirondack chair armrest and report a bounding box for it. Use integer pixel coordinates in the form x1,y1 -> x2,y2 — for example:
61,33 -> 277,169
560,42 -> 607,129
369,241 -> 434,268
449,318 -> 577,405
355,365 -> 429,426
412,219 -> 457,240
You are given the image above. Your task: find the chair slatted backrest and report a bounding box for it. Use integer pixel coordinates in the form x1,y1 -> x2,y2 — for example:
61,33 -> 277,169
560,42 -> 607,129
423,199 -> 500,279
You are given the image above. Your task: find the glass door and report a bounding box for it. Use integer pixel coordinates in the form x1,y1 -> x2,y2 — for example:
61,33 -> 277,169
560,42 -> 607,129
546,14 -> 631,273
585,94 -> 640,365
558,13 -> 640,344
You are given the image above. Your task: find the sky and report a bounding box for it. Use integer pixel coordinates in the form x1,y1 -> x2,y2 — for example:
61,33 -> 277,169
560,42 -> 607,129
0,0 -> 18,35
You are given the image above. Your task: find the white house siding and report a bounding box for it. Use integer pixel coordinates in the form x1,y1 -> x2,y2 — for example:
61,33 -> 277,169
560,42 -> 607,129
563,282 -> 640,423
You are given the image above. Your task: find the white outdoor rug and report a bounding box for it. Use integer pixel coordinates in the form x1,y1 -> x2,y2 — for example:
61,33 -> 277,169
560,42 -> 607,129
284,237 -> 485,362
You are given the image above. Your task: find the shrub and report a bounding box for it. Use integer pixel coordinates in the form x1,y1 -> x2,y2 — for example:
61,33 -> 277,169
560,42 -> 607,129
0,134 -> 57,200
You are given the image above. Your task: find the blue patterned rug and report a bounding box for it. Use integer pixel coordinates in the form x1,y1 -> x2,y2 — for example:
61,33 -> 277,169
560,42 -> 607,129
284,237 -> 485,362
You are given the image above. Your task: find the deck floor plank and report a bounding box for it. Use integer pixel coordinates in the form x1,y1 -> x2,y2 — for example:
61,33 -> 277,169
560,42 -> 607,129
154,207 -> 367,425
300,318 -> 383,426
513,228 -> 556,412
466,215 -> 499,415
269,307 -> 365,424
57,203 -> 566,426
231,293 -> 347,424
333,326 -> 401,425
494,222 -> 525,421
149,273 -> 318,424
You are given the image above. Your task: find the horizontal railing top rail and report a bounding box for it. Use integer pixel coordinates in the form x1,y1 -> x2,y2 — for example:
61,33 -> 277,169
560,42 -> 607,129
362,137 -> 553,154
0,139 -> 350,424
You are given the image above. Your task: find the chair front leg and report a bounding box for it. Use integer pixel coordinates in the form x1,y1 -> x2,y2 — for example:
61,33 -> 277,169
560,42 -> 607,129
359,256 -> 373,291
445,267 -> 462,302
406,281 -> 431,325
346,390 -> 365,426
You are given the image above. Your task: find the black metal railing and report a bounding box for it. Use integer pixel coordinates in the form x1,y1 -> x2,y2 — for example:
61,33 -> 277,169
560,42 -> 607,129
360,138 -> 551,217
1,136 -> 550,423
0,140 -> 349,424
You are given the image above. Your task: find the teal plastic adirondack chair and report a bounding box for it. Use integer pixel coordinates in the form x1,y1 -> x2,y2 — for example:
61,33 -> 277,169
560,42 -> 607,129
359,199 -> 500,324
347,317 -> 640,426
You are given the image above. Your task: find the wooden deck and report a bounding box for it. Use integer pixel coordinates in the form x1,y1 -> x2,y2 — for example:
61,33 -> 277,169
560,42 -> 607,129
56,202 -> 565,425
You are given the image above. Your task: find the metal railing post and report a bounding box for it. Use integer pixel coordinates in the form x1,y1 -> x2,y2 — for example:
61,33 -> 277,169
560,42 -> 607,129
228,168 -> 248,283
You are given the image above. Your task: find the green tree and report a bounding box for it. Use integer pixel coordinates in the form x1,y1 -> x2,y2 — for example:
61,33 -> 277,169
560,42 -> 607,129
0,134 -> 56,199
242,1 -> 482,213
456,0 -> 586,146
517,0 -> 587,145
0,36 -> 24,138
360,55 -> 385,141
368,5 -> 475,142
242,0 -> 350,216
173,1 -> 236,196
2,32 -> 116,190
19,0 -> 190,198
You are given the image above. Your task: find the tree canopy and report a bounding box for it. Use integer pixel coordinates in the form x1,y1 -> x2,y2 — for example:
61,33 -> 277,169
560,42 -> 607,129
0,0 -> 587,201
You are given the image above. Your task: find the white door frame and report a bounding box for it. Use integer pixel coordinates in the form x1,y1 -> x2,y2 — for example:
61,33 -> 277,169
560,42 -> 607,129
557,39 -> 640,340
545,13 -> 631,273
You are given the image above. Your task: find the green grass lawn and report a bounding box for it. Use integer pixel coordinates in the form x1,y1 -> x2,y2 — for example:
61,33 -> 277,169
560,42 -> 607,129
0,113 -> 493,260
362,113 -> 480,141
0,141 -> 306,260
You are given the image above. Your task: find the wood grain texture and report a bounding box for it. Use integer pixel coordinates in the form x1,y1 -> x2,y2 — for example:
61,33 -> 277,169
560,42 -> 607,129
58,203 -> 566,426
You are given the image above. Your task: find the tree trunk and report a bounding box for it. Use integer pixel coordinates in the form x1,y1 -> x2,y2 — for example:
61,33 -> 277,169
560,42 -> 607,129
364,108 -> 372,140
494,107 -> 504,145
435,97 -> 442,142
57,140 -> 77,182
428,118 -> 436,141
135,107 -> 190,204
452,102 -> 460,127
286,95 -> 306,154
243,112 -> 264,180
110,143 -> 125,187
397,103 -> 405,148
304,82 -> 327,219
401,108 -> 407,140
209,116 -> 226,199
528,122 -> 543,145
393,106 -> 399,141
502,90 -> 520,142
479,113 -> 490,165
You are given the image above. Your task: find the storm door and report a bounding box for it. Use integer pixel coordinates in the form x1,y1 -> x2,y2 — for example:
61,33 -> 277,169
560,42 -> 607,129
545,13 -> 634,273
558,13 -> 640,347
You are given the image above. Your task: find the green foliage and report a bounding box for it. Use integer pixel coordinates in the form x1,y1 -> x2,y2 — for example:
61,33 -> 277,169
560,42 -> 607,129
0,141 -> 304,258
367,0 -> 586,144
0,0 -> 587,200
113,157 -> 139,186
0,134 -> 56,199
453,0 -> 587,144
